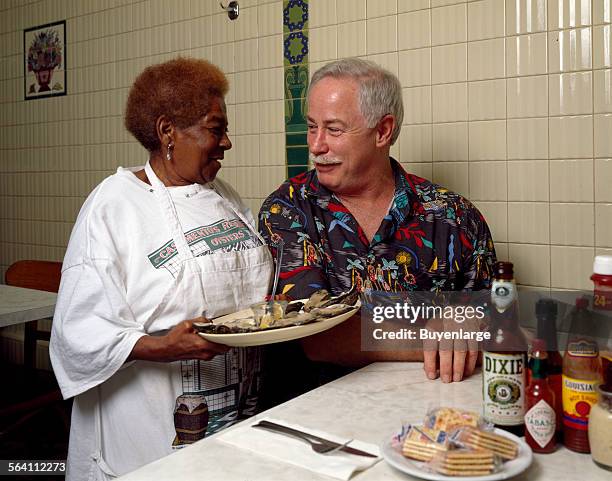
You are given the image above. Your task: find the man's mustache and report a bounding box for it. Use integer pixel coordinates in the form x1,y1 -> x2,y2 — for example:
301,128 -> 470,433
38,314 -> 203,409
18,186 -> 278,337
309,154 -> 342,165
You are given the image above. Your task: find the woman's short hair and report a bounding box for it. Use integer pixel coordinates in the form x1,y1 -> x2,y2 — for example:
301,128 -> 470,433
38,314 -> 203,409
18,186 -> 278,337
309,58 -> 404,145
125,57 -> 228,152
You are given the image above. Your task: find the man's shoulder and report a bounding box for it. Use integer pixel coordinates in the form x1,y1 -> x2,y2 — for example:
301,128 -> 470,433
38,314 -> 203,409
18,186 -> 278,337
261,169 -> 316,208
402,171 -> 483,223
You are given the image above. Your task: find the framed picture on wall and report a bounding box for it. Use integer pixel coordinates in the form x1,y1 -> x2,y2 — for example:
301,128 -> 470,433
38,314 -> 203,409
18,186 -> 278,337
24,20 -> 66,100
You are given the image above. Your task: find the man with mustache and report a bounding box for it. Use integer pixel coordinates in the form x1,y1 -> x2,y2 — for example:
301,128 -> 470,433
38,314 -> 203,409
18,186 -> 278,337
258,58 -> 496,402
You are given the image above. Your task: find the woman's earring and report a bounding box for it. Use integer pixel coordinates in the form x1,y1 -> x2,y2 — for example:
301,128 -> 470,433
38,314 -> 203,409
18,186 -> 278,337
166,142 -> 173,161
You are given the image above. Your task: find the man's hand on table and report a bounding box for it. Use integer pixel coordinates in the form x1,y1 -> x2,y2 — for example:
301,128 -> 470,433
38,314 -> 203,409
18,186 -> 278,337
422,317 -> 480,383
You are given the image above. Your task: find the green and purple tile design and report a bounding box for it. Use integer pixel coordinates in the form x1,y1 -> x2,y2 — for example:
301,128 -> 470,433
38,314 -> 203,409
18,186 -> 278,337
283,0 -> 309,178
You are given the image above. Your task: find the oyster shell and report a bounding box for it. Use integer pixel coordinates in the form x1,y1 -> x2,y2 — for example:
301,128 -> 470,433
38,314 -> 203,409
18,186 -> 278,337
273,312 -> 316,327
195,317 -> 258,334
310,304 -> 354,318
284,301 -> 304,315
303,289 -> 331,312
319,285 -> 359,308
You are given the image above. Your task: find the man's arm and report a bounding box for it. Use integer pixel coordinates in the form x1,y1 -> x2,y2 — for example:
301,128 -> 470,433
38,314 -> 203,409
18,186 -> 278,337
300,313 -> 423,366
423,200 -> 497,382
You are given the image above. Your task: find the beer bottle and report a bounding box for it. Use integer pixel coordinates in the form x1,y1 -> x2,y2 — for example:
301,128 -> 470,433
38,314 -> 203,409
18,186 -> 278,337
483,261 -> 527,436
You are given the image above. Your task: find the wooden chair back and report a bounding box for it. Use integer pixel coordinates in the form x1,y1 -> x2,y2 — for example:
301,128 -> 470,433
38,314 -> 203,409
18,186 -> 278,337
5,260 -> 62,293
4,260 -> 62,368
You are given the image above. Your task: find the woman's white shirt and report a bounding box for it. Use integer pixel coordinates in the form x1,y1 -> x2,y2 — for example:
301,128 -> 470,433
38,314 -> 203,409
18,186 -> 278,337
50,166 -> 272,480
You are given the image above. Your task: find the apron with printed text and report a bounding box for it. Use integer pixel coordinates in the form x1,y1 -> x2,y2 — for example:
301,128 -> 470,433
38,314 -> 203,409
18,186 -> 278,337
85,162 -> 273,480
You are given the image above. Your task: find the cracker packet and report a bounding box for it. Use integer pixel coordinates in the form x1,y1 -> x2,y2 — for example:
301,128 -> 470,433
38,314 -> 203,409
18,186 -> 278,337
423,406 -> 491,432
398,424 -> 450,461
449,426 -> 519,461
425,448 -> 502,477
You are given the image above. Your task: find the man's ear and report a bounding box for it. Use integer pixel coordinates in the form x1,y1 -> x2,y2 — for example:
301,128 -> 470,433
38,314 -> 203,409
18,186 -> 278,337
155,115 -> 176,147
375,114 -> 395,147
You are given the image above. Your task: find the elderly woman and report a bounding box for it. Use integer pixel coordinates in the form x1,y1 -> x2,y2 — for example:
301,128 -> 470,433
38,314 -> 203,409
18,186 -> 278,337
50,58 -> 273,480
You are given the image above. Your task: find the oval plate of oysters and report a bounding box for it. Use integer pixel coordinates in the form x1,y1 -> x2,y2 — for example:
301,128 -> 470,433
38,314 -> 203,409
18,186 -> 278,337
194,288 -> 360,347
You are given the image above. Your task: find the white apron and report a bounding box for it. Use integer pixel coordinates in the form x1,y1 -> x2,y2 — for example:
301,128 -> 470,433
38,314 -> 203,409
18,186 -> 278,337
68,163 -> 273,480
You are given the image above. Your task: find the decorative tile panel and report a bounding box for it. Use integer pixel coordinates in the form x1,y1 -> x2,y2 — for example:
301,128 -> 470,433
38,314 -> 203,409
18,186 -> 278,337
283,0 -> 309,178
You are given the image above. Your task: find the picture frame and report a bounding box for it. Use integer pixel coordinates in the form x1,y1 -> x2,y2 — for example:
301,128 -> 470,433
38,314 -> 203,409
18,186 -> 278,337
24,20 -> 66,100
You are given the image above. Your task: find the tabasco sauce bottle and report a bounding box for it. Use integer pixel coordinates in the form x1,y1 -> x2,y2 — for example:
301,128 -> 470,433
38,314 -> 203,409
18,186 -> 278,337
525,338 -> 557,453
535,299 -> 563,441
483,261 -> 527,437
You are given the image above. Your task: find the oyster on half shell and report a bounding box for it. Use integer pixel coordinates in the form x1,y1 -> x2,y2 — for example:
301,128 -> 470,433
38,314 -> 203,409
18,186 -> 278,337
194,286 -> 359,334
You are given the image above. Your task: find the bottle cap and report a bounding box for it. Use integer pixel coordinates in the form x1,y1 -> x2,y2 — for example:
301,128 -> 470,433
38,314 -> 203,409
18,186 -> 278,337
593,255 -> 612,275
493,261 -> 514,277
535,299 -> 557,320
531,338 -> 547,352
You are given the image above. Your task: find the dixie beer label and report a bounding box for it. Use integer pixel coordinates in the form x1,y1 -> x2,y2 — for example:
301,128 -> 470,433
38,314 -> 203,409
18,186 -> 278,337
483,352 -> 525,425
562,375 -> 598,431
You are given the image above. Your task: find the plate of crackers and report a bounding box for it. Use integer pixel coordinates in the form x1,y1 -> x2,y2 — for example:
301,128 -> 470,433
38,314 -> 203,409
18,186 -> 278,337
381,407 -> 532,480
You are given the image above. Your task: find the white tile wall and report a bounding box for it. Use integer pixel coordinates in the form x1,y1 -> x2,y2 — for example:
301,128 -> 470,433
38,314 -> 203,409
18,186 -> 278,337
506,0 -> 548,35
432,43 -> 467,83
2,0 -> 612,295
548,0 -> 592,30
468,0 -> 505,41
468,120 -> 507,159
508,160 -> 549,201
507,76 -> 549,117
468,79 -> 506,120
0,0 -> 286,280
550,159 -> 594,201
470,162 -> 508,201
398,10 -> 431,49
337,0 -> 366,22
506,33 -> 548,76
433,122 -> 469,161
594,0 -> 612,25
432,3 -> 467,46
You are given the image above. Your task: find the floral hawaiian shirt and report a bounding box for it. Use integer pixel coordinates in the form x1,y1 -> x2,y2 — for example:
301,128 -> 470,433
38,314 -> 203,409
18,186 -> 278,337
258,159 -> 497,300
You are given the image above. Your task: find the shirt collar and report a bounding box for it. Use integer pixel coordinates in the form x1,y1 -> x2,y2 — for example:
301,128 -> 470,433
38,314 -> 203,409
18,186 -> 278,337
304,157 -> 416,223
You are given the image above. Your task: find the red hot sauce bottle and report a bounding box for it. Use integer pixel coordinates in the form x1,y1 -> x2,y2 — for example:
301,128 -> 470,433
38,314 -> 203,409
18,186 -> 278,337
525,338 -> 557,453
591,255 -> 612,386
535,299 -> 563,441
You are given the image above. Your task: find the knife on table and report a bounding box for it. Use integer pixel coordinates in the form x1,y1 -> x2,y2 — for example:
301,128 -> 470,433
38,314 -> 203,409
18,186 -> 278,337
252,420 -> 378,458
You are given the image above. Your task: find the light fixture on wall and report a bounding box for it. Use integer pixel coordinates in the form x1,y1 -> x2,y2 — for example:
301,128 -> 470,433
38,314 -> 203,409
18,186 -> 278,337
220,1 -> 239,20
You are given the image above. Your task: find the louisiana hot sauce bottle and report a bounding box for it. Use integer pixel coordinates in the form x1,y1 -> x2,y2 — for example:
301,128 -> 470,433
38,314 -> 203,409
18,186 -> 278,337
562,297 -> 602,453
525,338 -> 557,453
483,261 -> 527,437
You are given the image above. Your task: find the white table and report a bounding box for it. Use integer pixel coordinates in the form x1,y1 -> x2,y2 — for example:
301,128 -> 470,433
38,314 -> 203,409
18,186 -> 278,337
0,284 -> 57,328
117,362 -> 610,481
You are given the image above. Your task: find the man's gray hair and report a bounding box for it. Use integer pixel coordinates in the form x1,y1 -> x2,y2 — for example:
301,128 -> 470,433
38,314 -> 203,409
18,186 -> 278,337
309,58 -> 404,145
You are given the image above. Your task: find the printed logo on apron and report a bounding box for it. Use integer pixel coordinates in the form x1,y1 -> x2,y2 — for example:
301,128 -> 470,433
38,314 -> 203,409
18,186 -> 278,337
147,219 -> 261,278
